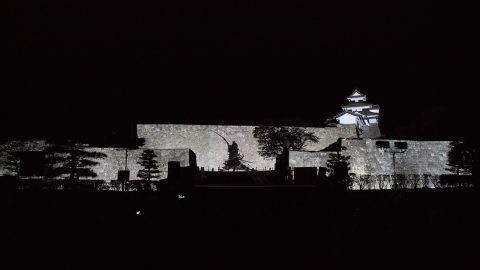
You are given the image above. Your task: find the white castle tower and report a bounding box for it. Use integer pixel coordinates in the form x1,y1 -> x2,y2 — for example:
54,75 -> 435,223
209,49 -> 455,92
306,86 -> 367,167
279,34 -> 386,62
330,89 -> 381,138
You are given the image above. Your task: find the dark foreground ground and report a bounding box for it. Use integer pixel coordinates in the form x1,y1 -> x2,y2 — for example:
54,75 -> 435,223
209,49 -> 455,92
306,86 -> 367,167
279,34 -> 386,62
3,187 -> 480,270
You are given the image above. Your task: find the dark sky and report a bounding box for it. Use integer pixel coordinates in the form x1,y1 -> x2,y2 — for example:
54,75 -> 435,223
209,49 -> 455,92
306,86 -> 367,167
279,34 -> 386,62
3,0 -> 477,143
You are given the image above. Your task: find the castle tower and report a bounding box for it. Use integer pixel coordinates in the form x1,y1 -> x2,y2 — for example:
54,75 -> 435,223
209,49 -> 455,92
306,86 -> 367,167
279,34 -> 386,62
329,89 -> 381,138
346,89 -> 367,103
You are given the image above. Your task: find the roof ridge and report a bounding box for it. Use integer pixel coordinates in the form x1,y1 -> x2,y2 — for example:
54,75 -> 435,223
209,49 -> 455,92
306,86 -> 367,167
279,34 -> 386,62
347,88 -> 366,97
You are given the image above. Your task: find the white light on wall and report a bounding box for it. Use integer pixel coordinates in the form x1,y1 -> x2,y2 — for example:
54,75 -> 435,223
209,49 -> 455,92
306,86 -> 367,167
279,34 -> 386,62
178,194 -> 185,199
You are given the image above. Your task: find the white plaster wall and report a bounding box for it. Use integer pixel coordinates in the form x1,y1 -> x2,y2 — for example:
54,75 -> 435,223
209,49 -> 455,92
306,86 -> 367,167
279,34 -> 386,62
348,97 -> 366,102
337,114 -> 358,125
348,105 -> 372,112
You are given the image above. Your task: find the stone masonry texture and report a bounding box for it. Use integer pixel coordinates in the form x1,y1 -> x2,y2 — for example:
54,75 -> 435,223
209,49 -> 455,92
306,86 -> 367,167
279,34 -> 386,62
290,139 -> 452,176
137,124 -> 358,171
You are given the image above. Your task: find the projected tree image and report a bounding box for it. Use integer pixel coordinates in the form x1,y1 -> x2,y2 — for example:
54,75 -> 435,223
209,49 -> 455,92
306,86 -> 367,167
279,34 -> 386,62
46,140 -> 107,180
446,141 -> 474,175
326,151 -> 352,189
4,152 -> 21,178
137,149 -> 161,181
213,131 -> 250,171
326,151 -> 351,176
253,126 -> 319,158
363,162 -> 375,190
0,141 -> 25,178
223,141 -> 251,171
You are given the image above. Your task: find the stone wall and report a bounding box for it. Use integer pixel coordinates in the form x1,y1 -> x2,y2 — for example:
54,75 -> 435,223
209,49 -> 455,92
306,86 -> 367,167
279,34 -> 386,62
0,140 -> 48,176
137,124 -> 358,171
0,135 -> 455,180
290,139 -> 452,176
89,148 -> 195,180
0,140 -> 195,180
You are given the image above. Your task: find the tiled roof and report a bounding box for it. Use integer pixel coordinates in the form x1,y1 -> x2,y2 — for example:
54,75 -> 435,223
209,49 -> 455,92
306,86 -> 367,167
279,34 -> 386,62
359,109 -> 379,116
333,111 -> 364,119
347,89 -> 366,98
342,101 -> 372,108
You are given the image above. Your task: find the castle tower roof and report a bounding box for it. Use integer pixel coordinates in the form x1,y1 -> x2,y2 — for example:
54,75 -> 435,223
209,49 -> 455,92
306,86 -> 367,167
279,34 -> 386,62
342,101 -> 372,110
347,88 -> 366,98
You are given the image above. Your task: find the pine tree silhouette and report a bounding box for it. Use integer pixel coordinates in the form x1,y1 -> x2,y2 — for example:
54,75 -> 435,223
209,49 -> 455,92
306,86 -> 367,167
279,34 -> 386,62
326,151 -> 351,176
223,141 -> 250,171
326,151 -> 353,189
46,139 -> 107,180
137,149 -> 160,181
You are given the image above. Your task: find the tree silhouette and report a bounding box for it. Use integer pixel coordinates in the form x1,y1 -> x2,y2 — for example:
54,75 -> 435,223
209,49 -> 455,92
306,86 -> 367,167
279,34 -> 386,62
213,131 -> 251,171
326,151 -> 353,189
446,141 -> 474,175
223,141 -> 250,171
326,152 -> 351,176
46,139 -> 107,180
4,151 -> 21,178
253,126 -> 319,158
137,149 -> 160,181
363,162 -> 375,190
1,141 -> 25,178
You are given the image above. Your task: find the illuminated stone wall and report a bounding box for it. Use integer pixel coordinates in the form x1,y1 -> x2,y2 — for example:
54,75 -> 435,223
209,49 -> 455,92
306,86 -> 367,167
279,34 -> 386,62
0,141 -> 195,180
2,126 -> 452,181
89,148 -> 195,181
0,140 -> 48,176
290,139 -> 452,176
137,124 -> 358,171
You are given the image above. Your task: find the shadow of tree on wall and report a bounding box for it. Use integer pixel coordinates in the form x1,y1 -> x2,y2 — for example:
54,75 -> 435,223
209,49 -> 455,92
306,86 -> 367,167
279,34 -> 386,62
4,151 -> 21,178
45,139 -> 107,181
253,126 -> 319,158
253,126 -> 319,183
325,151 -> 353,190
446,140 -> 475,176
137,149 -> 161,183
223,141 -> 252,171
213,131 -> 252,171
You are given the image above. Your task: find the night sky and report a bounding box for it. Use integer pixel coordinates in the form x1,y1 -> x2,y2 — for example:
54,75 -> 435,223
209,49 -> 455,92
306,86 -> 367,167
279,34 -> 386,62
4,0 -> 477,144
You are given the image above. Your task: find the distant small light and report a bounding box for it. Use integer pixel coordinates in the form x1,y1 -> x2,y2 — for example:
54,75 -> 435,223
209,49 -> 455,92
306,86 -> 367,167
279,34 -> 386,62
136,211 -> 140,215
178,195 -> 185,199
